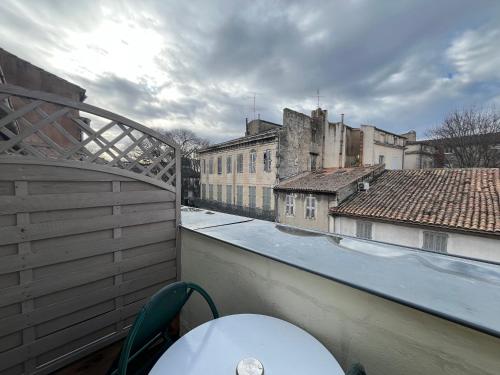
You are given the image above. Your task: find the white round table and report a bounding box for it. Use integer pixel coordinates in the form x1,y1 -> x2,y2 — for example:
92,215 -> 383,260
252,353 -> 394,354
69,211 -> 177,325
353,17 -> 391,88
149,314 -> 344,375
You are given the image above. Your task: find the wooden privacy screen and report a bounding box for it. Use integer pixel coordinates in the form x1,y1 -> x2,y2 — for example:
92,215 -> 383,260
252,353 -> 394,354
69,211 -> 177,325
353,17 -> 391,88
0,85 -> 180,374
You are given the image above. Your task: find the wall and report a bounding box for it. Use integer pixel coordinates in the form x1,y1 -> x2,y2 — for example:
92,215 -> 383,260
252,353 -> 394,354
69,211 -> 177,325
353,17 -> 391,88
276,192 -> 332,232
180,229 -> 500,375
0,48 -> 85,147
333,216 -> 499,263
0,159 -> 178,375
361,125 -> 405,169
404,143 -> 435,169
199,138 -> 277,210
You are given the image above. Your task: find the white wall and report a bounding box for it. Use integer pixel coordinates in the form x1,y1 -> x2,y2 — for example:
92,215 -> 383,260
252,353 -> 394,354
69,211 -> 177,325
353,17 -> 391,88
181,229 -> 500,375
333,216 -> 500,262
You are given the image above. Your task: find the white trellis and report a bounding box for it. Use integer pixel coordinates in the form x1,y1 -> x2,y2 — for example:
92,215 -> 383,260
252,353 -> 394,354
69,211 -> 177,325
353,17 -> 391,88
0,84 -> 180,190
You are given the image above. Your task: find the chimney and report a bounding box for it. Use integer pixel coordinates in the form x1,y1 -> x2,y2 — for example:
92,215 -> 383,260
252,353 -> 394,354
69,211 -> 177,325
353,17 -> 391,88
341,113 -> 344,125
245,117 -> 248,136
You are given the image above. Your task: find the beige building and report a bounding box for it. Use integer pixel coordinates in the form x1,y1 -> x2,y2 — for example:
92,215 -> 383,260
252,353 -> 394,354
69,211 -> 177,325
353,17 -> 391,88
198,120 -> 279,218
275,166 -> 384,232
199,107 -> 418,219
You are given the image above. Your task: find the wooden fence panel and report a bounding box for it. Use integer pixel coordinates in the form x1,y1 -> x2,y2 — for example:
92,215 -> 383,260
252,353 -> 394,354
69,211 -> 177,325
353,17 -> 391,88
0,159 -> 179,374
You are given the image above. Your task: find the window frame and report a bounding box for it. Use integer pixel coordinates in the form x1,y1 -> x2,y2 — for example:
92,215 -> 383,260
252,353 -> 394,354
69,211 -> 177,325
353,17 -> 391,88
201,184 -> 206,199
422,231 -> 448,253
262,187 -> 272,211
285,194 -> 295,216
249,150 -> 257,173
226,184 -> 232,205
226,156 -> 232,174
237,154 -> 244,173
236,185 -> 244,206
263,149 -> 272,172
356,221 -> 372,239
208,159 -> 214,174
217,156 -> 222,175
217,184 -> 222,202
248,186 -> 256,208
208,184 -> 214,200
305,194 -> 316,219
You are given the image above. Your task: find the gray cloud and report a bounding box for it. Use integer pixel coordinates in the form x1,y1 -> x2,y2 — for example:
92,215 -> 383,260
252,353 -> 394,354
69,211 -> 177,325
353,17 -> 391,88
1,0 -> 500,142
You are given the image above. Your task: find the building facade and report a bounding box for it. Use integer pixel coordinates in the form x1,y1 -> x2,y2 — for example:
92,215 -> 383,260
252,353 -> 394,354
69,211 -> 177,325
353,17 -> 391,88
275,165 -> 384,232
330,168 -> 500,262
199,107 -> 417,218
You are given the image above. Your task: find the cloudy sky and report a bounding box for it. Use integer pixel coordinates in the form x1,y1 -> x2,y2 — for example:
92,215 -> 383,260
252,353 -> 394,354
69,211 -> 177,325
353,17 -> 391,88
1,0 -> 500,143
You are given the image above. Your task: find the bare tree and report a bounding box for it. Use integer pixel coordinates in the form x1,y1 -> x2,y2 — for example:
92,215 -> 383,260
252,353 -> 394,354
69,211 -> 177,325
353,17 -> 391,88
428,106 -> 500,167
161,128 -> 210,157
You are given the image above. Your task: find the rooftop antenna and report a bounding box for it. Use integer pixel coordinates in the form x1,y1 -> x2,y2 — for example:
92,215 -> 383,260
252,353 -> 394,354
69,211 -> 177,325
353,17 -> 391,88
253,93 -> 256,120
314,89 -> 323,109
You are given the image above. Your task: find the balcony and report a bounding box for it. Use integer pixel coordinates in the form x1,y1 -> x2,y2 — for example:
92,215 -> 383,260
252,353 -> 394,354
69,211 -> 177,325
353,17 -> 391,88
1,84 -> 499,375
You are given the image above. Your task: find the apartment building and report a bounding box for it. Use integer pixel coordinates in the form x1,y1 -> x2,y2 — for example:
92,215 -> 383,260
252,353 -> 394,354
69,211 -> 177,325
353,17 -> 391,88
198,121 -> 279,219
199,107 -> 415,218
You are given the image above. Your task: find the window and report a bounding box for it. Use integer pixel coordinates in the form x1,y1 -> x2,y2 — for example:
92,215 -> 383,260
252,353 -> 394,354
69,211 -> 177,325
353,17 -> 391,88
236,185 -> 243,206
311,126 -> 318,144
356,221 -> 372,239
209,159 -> 214,174
201,184 -> 206,199
263,150 -> 272,172
237,154 -> 243,173
310,154 -> 318,171
262,187 -> 272,210
226,185 -> 232,204
249,150 -> 256,173
423,231 -> 448,253
208,184 -> 214,200
202,159 -> 206,174
227,156 -> 232,174
217,184 -> 222,202
248,186 -> 256,208
285,194 -> 295,216
217,157 -> 222,175
305,195 -> 316,219
378,155 -> 385,165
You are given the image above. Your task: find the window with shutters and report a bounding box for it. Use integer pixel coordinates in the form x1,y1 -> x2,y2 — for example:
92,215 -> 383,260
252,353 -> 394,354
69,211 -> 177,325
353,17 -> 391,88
263,150 -> 272,172
285,194 -> 295,216
217,184 -> 222,201
237,154 -> 243,173
217,156 -> 222,174
209,159 -> 214,174
236,185 -> 243,206
202,159 -> 206,174
248,186 -> 256,208
305,195 -> 316,219
262,187 -> 272,210
422,231 -> 448,253
226,185 -> 232,204
227,156 -> 232,173
208,184 -> 214,200
201,184 -> 206,199
249,150 -> 256,173
356,221 -> 372,239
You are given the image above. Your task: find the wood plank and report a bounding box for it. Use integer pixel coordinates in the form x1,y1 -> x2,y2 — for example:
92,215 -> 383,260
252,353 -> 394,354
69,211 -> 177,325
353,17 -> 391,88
0,271 -> 176,337
0,255 -> 176,307
0,231 -> 175,275
0,190 -> 175,214
0,164 -> 133,182
0,210 -> 175,245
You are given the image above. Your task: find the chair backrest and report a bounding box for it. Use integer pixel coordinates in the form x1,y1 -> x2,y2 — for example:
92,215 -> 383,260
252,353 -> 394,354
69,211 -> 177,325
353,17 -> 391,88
117,281 -> 218,375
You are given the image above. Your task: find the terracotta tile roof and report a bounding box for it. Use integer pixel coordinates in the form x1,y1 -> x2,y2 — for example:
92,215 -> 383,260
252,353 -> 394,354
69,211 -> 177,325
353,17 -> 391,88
275,165 -> 384,194
331,168 -> 500,235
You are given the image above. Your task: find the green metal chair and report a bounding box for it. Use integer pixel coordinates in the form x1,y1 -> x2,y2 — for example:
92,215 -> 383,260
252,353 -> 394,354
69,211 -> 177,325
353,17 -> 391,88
109,281 -> 219,375
346,363 -> 367,375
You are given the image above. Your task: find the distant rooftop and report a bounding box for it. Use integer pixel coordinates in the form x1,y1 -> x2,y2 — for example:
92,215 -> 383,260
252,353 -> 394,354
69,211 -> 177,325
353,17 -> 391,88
331,168 -> 500,236
275,165 -> 383,194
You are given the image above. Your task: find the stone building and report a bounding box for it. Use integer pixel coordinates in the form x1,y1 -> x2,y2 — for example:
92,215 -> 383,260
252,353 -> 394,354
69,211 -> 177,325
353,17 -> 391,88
198,107 -> 413,219
0,48 -> 86,148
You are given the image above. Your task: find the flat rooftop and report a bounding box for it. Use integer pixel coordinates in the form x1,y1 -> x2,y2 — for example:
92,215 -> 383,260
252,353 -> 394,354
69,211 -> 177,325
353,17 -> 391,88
181,207 -> 500,339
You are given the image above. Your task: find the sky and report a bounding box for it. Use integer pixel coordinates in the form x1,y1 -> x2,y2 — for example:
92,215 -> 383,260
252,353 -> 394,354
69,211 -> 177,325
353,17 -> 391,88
1,0 -> 500,143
